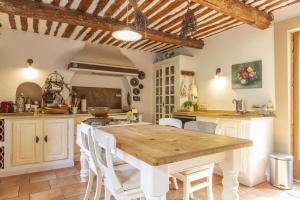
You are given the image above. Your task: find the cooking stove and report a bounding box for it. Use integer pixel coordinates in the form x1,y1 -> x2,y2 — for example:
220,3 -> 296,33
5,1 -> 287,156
83,117 -> 112,126
82,117 -> 132,127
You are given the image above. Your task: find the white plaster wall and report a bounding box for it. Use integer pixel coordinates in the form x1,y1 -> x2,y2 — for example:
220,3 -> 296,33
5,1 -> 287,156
185,25 -> 275,111
0,28 -> 155,122
0,28 -> 84,101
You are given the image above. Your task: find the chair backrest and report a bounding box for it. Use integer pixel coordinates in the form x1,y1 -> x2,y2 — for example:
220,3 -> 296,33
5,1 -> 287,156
184,121 -> 217,134
91,129 -> 124,194
159,118 -> 182,128
80,126 -> 90,155
81,126 -> 97,170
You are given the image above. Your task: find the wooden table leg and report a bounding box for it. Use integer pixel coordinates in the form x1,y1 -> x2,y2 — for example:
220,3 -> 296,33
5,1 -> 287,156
219,150 -> 241,200
140,162 -> 169,200
79,148 -> 89,181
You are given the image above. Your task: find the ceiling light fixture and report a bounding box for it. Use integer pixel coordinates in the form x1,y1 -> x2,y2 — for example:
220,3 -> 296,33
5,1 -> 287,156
112,0 -> 142,42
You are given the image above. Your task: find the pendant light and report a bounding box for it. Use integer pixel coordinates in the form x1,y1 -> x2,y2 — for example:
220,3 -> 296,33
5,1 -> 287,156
112,0 -> 142,42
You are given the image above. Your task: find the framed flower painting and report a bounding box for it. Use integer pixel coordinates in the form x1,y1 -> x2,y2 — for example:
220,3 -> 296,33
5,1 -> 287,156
231,60 -> 262,89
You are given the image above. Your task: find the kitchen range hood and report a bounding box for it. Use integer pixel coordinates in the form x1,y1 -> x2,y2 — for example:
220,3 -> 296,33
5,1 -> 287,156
68,44 -> 139,76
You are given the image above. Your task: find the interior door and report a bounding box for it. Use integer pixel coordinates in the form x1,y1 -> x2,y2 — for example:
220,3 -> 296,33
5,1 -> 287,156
293,32 -> 300,180
154,64 -> 176,123
164,64 -> 176,119
155,67 -> 164,123
43,119 -> 68,161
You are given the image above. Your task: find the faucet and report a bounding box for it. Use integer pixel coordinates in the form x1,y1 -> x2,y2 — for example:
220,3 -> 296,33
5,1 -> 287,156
232,99 -> 243,113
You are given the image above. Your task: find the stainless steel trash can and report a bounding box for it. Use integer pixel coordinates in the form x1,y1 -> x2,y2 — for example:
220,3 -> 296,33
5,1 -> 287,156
270,153 -> 293,190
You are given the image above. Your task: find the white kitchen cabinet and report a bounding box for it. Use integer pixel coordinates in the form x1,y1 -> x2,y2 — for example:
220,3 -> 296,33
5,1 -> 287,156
43,119 -> 68,162
197,116 -> 273,187
12,120 -> 42,166
1,117 -> 74,177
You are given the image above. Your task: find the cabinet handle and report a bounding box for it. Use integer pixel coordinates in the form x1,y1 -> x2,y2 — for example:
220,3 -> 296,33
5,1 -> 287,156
35,136 -> 39,143
44,135 -> 48,143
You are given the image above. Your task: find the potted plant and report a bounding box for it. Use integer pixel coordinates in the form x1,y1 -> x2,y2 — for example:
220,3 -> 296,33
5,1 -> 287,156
183,101 -> 194,111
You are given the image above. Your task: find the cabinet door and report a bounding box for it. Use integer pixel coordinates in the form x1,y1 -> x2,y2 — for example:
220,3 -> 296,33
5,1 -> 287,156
218,119 -> 249,179
12,120 -> 41,165
219,120 -> 240,137
43,119 -> 68,161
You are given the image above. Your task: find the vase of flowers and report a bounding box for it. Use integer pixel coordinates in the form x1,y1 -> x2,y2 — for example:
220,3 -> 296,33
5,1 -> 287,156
236,66 -> 257,85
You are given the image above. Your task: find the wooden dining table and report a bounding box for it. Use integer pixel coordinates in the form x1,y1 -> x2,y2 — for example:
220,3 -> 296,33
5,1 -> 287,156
78,123 -> 252,200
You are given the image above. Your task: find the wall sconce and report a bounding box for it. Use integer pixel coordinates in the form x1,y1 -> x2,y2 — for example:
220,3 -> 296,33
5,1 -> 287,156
212,67 -> 226,90
23,59 -> 38,79
215,68 -> 221,78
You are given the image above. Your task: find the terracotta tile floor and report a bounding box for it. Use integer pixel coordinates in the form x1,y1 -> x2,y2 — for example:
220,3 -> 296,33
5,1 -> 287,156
0,162 -> 299,200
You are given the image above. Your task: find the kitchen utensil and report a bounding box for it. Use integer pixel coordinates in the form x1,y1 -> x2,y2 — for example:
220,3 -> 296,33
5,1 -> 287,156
138,71 -> 146,80
72,107 -> 78,114
127,92 -> 132,108
180,75 -> 188,97
81,99 -> 87,112
138,84 -> 144,89
232,99 -> 243,113
88,107 -> 110,117
133,88 -> 140,95
130,78 -> 139,87
189,77 -> 198,98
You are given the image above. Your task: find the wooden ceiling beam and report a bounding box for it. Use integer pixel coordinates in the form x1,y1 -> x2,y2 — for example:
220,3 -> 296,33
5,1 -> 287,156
62,0 -> 93,38
0,0 -> 204,49
191,0 -> 273,29
8,14 -> 16,29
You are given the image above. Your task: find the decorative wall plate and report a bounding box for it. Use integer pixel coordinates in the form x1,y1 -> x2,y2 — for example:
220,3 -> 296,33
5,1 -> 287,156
133,88 -> 140,95
130,78 -> 139,87
138,71 -> 146,80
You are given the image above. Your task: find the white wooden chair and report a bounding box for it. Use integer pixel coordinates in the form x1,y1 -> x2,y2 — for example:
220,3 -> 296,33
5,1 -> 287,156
158,118 -> 182,190
172,121 -> 217,200
81,128 -> 129,200
80,127 -> 103,200
91,129 -> 145,200
159,118 -> 182,129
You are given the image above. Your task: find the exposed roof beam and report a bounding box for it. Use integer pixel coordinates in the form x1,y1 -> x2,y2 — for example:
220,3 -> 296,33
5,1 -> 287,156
192,0 -> 273,29
0,0 -> 204,49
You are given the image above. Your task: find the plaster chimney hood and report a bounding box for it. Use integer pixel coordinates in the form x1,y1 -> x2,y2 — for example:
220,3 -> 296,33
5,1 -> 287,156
68,44 -> 139,76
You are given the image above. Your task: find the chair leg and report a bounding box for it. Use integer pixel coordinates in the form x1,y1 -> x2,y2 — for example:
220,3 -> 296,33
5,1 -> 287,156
171,176 -> 179,190
207,170 -> 214,200
207,175 -> 214,200
84,169 -> 95,200
104,187 -> 111,200
190,182 -> 194,199
93,174 -> 102,200
183,179 -> 190,200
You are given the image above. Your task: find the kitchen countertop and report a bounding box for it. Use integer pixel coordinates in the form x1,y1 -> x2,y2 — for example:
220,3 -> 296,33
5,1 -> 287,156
0,112 -> 77,119
0,112 -> 137,119
173,110 -> 275,120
